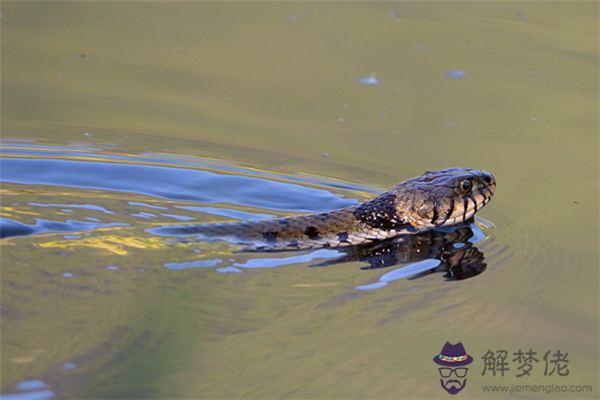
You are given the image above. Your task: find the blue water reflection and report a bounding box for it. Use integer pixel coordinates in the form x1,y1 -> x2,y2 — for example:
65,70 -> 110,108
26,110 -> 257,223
468,223 -> 485,243
233,249 -> 342,269
175,206 -> 273,221
355,259 -> 441,291
1,380 -> 55,400
0,218 -> 126,239
1,158 -> 355,213
27,202 -> 115,214
0,390 -> 55,400
128,201 -> 168,210
164,259 -> 223,271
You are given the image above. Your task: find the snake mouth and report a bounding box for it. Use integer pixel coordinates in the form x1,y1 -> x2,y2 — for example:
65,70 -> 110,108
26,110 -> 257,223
439,179 -> 496,227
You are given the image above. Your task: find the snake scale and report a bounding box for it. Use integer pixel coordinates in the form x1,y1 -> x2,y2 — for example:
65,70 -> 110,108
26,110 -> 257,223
156,168 -> 496,251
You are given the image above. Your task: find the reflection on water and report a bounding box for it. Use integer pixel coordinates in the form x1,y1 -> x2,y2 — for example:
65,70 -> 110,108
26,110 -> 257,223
174,205 -> 273,221
130,212 -> 156,219
319,223 -> 487,289
0,217 -> 126,239
233,248 -> 343,269
127,202 -> 168,210
355,260 -> 441,291
2,2 -> 597,397
28,202 -> 115,214
164,258 -> 223,271
0,142 -> 367,241
14,381 -> 47,392
159,213 -> 196,222
0,157 -> 356,213
154,221 -> 487,286
1,390 -> 55,400
2,380 -> 54,400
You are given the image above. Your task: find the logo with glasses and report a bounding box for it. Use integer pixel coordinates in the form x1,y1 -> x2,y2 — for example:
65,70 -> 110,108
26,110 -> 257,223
433,342 -> 473,395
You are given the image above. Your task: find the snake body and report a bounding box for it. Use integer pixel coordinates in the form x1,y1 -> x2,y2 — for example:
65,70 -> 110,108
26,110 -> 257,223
155,168 -> 496,251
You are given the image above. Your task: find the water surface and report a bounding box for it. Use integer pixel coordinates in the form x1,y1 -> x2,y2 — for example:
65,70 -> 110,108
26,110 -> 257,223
1,2 -> 597,399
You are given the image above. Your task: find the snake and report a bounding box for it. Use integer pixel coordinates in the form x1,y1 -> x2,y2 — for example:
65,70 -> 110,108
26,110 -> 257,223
154,167 -> 496,251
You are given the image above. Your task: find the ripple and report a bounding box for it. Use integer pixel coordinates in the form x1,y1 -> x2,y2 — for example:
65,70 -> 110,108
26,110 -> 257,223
2,380 -> 55,400
2,158 -> 357,213
0,218 -> 126,239
468,223 -> 485,243
216,266 -> 242,274
175,206 -> 273,221
0,142 -> 509,287
15,381 -> 47,391
130,212 -> 156,219
28,202 -> 115,214
355,259 -> 442,291
0,144 -> 375,241
128,201 -> 168,210
1,391 -> 55,400
159,213 -> 196,222
164,258 -> 223,271
233,249 -> 342,269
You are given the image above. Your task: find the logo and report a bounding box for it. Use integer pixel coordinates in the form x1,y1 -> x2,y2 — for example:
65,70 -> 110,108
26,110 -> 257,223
433,342 -> 473,395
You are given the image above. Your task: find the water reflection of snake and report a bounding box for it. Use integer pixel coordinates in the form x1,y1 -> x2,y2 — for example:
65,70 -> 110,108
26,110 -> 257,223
316,223 -> 488,281
157,167 -> 496,251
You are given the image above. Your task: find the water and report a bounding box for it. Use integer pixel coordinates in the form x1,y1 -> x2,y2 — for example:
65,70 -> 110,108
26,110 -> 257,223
1,2 -> 597,399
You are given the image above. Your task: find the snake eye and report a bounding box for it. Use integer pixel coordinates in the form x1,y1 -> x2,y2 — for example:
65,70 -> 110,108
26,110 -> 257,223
459,180 -> 472,193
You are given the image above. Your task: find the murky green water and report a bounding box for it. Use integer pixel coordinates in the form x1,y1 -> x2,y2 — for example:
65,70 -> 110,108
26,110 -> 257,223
1,2 -> 598,399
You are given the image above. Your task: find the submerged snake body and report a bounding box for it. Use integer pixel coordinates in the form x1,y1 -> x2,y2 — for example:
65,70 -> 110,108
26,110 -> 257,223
159,168 -> 496,251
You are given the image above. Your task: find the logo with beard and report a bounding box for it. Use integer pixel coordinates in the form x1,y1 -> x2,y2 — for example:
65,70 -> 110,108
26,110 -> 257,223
433,342 -> 473,395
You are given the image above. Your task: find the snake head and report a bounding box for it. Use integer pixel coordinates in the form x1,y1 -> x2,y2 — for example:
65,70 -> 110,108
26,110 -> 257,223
395,167 -> 496,229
